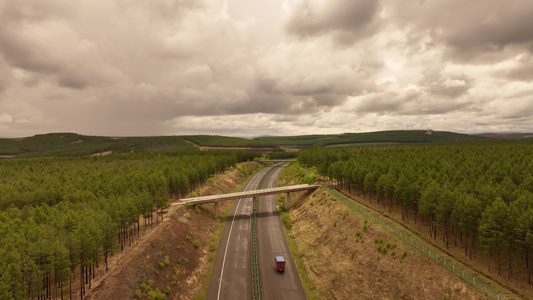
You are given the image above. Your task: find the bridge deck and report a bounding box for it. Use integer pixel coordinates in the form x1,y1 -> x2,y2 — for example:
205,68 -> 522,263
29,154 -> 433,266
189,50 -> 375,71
173,184 -> 320,205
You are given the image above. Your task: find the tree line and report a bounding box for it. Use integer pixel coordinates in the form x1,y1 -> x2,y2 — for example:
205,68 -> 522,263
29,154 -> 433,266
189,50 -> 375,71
0,133 -> 197,158
0,150 -> 260,299
182,135 -> 276,148
255,130 -> 491,148
298,142 -> 533,284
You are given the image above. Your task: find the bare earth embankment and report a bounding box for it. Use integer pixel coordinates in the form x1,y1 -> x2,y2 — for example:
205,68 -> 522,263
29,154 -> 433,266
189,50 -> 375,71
84,162 -> 261,300
286,188 -> 492,300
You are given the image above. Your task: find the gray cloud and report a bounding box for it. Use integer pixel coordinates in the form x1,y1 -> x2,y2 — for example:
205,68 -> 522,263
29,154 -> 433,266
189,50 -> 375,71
352,92 -> 405,115
0,0 -> 533,137
0,58 -> 10,92
352,88 -> 473,117
249,76 -> 349,114
390,1 -> 533,63
497,96 -> 533,120
285,0 -> 382,44
500,51 -> 533,81
402,99 -> 471,115
421,71 -> 472,98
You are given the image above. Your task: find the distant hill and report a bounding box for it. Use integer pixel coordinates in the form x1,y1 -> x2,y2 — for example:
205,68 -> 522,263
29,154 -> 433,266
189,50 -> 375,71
0,133 -> 196,158
0,130 -> 512,159
254,130 -> 494,148
182,135 -> 276,148
477,132 -> 533,140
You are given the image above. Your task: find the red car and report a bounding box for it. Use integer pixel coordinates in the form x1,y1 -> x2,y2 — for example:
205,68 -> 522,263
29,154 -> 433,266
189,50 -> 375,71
275,256 -> 285,272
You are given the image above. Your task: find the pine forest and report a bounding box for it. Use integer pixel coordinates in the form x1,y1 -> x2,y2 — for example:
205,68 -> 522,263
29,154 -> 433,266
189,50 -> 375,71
0,150 -> 259,299
298,141 -> 533,285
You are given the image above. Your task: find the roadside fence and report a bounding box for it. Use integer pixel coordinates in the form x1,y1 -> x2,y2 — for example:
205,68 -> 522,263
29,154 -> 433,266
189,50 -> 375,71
324,187 -> 501,300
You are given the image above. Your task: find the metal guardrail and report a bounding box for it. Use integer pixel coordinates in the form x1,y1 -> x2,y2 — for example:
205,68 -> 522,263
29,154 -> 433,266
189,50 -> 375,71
251,196 -> 260,300
324,187 -> 502,300
250,163 -> 284,300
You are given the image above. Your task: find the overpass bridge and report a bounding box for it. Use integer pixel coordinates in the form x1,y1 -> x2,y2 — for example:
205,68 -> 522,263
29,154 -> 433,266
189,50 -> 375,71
173,184 -> 320,217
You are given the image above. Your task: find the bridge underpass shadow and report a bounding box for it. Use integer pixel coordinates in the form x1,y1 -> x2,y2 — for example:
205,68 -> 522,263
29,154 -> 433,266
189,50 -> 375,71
255,210 -> 280,219
229,210 -> 280,220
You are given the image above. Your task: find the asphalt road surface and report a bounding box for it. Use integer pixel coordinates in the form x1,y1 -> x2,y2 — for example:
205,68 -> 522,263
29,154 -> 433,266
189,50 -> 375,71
206,164 -> 306,300
256,166 -> 307,300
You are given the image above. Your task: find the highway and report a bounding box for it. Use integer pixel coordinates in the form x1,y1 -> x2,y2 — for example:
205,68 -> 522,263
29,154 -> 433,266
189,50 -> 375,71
206,164 -> 306,300
256,167 -> 307,300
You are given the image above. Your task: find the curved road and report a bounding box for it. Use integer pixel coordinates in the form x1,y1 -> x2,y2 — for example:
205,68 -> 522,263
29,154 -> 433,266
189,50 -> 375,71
206,164 -> 306,300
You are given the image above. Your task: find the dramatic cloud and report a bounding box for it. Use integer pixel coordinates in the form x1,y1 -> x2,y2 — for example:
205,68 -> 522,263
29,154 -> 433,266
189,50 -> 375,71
0,0 -> 532,138
284,0 -> 382,44
390,0 -> 533,62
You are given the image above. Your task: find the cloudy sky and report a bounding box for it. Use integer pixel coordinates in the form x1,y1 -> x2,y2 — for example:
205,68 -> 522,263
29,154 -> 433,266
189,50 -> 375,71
1,0 -> 533,138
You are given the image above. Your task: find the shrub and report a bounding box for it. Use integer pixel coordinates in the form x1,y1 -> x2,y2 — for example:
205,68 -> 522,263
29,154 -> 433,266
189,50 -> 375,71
178,257 -> 189,264
134,289 -> 142,299
147,288 -> 166,300
400,251 -> 407,262
192,239 -> 201,249
209,241 -> 217,251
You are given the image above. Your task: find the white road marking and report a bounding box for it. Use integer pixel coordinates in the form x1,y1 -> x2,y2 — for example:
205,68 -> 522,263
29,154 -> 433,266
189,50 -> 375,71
215,166 -> 275,300
217,198 -> 243,300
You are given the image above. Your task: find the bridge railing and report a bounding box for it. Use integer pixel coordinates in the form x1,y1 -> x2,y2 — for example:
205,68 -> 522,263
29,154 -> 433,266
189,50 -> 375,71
176,184 -> 320,205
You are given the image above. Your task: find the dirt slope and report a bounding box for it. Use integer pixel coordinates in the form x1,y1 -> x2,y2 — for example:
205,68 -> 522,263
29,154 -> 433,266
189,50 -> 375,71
287,188 -> 492,300
84,162 -> 261,300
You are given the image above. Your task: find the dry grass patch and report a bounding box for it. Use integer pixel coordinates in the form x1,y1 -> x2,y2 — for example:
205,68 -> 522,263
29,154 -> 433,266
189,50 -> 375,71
287,188 -> 491,300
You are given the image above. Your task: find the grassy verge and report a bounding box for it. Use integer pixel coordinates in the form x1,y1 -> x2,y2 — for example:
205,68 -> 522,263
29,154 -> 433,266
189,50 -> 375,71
277,161 -> 319,299
277,161 -> 318,185
194,208 -> 230,300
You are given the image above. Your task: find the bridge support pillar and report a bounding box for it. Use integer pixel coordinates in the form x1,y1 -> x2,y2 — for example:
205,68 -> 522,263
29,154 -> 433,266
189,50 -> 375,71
215,201 -> 219,219
286,192 -> 291,210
